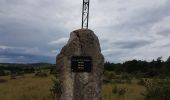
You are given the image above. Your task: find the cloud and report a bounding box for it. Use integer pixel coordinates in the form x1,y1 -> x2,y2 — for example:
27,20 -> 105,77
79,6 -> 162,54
0,0 -> 170,63
114,40 -> 152,49
150,16 -> 170,36
49,38 -> 68,45
0,45 -> 54,63
157,29 -> 170,36
0,46 -> 13,50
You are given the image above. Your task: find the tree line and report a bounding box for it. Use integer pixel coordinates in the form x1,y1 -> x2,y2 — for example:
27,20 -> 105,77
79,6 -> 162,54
1,56 -> 170,78
105,56 -> 170,78
0,63 -> 55,76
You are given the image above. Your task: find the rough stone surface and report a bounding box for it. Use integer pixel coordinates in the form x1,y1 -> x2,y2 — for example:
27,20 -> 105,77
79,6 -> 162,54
56,29 -> 104,100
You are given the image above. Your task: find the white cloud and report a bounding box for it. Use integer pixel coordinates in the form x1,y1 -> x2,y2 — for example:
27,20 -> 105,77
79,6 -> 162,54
49,37 -> 68,45
0,45 -> 13,50
0,0 -> 170,63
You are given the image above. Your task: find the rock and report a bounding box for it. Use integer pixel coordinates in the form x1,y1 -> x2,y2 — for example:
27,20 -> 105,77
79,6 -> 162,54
56,29 -> 104,100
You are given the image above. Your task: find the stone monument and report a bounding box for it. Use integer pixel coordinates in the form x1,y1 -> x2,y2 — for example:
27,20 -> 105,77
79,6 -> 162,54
56,0 -> 104,99
56,29 -> 104,100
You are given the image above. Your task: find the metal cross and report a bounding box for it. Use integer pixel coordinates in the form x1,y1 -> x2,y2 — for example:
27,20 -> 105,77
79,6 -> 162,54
82,0 -> 90,29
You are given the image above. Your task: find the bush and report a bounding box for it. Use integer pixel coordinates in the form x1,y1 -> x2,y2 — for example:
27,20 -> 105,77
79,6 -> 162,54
34,71 -> 48,77
103,78 -> 111,84
114,79 -> 126,84
10,74 -> 17,79
0,79 -> 7,83
145,79 -> 170,100
103,71 -> 116,83
112,85 -> 128,96
50,79 -> 62,99
112,85 -> 118,94
16,71 -> 25,76
117,87 -> 127,96
121,73 -> 132,84
138,78 -> 150,86
0,70 -> 6,76
113,73 -> 132,84
104,71 -> 116,79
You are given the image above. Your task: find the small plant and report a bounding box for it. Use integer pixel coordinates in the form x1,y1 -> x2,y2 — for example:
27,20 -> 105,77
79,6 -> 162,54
0,79 -> 7,83
112,85 -> 118,94
112,86 -> 128,96
10,74 -> 17,79
121,73 -> 132,84
114,79 -> 125,84
144,79 -> 170,100
144,79 -> 152,88
103,71 -> 115,83
138,78 -> 144,86
16,71 -> 25,77
34,71 -> 48,77
117,87 -> 127,96
50,79 -> 62,99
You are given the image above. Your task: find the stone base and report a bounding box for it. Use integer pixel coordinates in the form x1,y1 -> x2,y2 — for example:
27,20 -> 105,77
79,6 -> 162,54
56,29 -> 104,100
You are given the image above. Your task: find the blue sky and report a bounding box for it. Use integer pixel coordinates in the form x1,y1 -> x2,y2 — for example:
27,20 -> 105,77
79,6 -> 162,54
0,0 -> 170,63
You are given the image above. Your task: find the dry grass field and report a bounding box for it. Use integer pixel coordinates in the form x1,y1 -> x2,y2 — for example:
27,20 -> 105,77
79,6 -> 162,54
0,74 -> 54,100
102,80 -> 145,100
0,74 -> 145,100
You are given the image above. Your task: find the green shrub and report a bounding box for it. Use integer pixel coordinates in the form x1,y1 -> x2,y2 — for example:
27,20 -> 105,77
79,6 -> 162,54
103,71 -> 116,83
112,85 -> 118,94
114,79 -> 126,84
145,79 -> 170,100
104,71 -> 116,79
121,73 -> 132,84
0,70 -> 6,76
138,78 -> 150,86
10,74 -> 17,79
34,71 -> 48,77
16,71 -> 25,76
50,79 -> 62,99
0,79 -> 7,83
117,87 -> 127,96
103,78 -> 111,84
112,85 -> 128,96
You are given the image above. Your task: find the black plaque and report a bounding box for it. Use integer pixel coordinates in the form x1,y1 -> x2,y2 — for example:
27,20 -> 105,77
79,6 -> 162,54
71,56 -> 92,72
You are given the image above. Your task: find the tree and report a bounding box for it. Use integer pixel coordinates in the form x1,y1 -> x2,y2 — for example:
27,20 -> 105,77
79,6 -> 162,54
0,70 -> 5,76
157,57 -> 162,62
166,56 -> 170,63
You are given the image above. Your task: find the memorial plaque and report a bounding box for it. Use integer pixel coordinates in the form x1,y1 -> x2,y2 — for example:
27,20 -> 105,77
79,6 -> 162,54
56,29 -> 104,100
71,56 -> 92,72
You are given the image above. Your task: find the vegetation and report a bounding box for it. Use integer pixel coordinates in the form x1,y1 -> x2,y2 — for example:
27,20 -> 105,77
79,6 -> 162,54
0,63 -> 55,76
0,74 -> 54,100
0,56 -> 170,100
105,56 -> 170,78
34,71 -> 48,77
50,79 -> 62,99
144,79 -> 170,100
0,74 -> 146,100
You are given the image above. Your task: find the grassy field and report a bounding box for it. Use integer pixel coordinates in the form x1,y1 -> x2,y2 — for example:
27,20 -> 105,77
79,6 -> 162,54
0,74 -> 145,100
0,74 -> 54,100
102,80 -> 145,100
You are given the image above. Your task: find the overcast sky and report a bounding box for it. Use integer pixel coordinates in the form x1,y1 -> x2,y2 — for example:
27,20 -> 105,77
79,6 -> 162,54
0,0 -> 170,63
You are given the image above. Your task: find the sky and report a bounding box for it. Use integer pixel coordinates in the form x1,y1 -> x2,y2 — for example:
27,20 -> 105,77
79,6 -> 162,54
0,0 -> 170,63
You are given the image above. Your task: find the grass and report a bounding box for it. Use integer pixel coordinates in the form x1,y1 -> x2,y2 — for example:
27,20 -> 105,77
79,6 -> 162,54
102,79 -> 145,100
0,74 -> 145,100
0,74 -> 54,100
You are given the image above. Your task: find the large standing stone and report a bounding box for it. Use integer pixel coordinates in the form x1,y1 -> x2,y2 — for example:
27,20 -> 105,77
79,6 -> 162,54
56,29 -> 104,100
